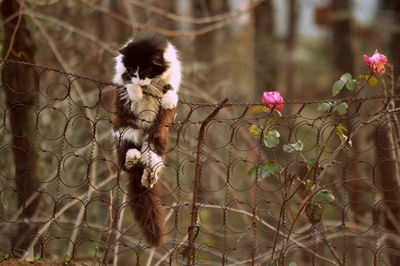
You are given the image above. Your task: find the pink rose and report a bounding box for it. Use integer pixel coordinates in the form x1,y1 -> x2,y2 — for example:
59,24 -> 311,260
262,91 -> 284,109
363,49 -> 387,75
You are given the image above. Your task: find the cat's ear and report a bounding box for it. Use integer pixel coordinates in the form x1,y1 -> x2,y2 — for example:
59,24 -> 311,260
119,46 -> 128,55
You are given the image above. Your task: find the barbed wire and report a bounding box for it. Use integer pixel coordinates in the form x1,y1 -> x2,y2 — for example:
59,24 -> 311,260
1,60 -> 400,265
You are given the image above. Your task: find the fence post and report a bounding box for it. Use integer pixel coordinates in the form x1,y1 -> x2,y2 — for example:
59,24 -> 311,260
186,98 -> 229,265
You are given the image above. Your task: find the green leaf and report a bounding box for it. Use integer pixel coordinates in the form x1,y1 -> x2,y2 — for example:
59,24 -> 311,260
248,166 -> 258,180
332,80 -> 346,96
335,124 -> 348,142
263,130 -> 280,148
306,202 -> 323,224
249,105 -> 269,114
267,261 -> 277,266
305,159 -> 316,171
283,140 -> 304,153
317,102 -> 332,112
346,80 -> 356,91
333,102 -> 348,116
261,161 -> 281,179
289,262 -> 298,266
303,179 -> 313,190
368,75 -> 378,87
248,124 -> 262,136
314,189 -> 335,204
340,73 -> 352,82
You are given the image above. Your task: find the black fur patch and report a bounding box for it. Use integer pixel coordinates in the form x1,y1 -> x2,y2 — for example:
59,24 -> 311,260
120,34 -> 169,80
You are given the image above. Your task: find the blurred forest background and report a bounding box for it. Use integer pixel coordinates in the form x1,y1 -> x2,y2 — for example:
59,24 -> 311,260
1,0 -> 400,265
2,0 -> 400,101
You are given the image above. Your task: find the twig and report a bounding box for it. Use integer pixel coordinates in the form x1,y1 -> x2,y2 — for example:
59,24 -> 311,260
29,13 -> 95,121
24,9 -> 116,54
81,0 -> 239,37
125,0 -> 265,24
0,130 -> 114,235
66,143 -> 99,257
113,192 -> 128,266
23,172 -> 115,257
3,0 -> 25,60
146,208 -> 174,266
321,225 -> 343,266
169,202 -> 339,266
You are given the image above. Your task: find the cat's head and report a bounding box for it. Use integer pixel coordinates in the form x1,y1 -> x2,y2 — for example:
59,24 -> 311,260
113,34 -> 181,89
117,34 -> 169,85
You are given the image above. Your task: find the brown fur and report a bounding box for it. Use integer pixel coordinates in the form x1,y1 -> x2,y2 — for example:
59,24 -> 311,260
126,164 -> 167,247
149,108 -> 175,155
113,97 -> 175,247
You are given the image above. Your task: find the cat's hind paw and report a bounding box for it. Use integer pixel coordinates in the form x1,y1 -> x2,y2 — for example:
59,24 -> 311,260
161,90 -> 178,109
141,165 -> 163,188
125,148 -> 141,168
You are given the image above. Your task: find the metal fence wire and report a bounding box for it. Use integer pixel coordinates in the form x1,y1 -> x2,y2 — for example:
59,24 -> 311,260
1,59 -> 400,265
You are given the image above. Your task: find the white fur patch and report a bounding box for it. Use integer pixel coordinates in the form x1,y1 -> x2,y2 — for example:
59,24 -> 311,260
125,148 -> 141,166
140,140 -> 163,169
141,149 -> 163,170
126,83 -> 143,102
161,43 -> 182,91
162,90 -> 178,109
112,128 -> 143,145
113,55 -> 126,85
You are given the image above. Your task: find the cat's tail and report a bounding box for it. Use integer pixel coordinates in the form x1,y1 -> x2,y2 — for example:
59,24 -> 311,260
127,165 -> 167,247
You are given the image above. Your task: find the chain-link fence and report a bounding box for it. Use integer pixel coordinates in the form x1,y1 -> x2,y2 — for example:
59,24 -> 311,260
1,59 -> 400,265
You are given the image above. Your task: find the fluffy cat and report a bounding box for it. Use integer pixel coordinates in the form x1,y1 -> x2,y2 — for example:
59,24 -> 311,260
112,34 -> 181,247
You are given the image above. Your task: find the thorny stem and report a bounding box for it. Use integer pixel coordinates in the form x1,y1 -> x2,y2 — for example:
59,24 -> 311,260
270,198 -> 286,262
273,102 -> 400,263
277,178 -> 363,263
355,72 -> 374,98
172,202 -> 339,265
321,225 -> 344,266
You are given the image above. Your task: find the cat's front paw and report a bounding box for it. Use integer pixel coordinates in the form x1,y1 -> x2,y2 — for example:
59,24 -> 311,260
125,148 -> 142,168
126,83 -> 143,102
141,165 -> 163,188
161,90 -> 178,109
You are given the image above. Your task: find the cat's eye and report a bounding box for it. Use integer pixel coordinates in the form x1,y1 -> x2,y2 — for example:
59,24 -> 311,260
152,58 -> 163,66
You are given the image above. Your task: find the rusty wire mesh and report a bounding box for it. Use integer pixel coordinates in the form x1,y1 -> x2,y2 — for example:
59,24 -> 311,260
1,59 -> 400,265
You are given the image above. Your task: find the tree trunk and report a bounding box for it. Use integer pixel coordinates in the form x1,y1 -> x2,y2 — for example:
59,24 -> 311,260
192,0 -> 215,64
390,2 -> 400,98
376,126 -> 400,266
379,6 -> 400,261
1,0 -> 41,257
332,0 -> 366,217
254,0 -> 276,94
286,0 -> 298,98
332,0 -> 354,75
192,0 -> 229,91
